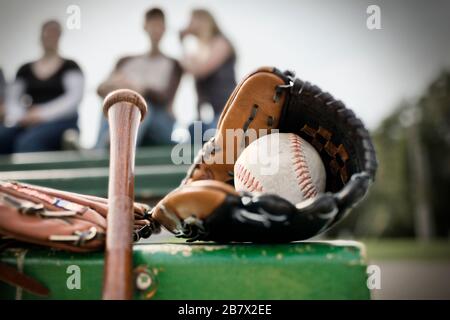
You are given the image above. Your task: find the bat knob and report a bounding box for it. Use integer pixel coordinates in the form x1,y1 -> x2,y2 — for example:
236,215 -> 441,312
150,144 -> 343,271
103,89 -> 147,121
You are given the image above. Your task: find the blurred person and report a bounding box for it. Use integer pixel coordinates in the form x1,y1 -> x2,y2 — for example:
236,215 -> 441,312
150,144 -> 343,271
96,8 -> 182,148
0,68 -> 5,123
180,9 -> 236,139
0,20 -> 84,154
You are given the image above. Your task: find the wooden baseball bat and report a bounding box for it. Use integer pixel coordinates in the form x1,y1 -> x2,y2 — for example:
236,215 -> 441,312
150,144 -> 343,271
102,89 -> 147,300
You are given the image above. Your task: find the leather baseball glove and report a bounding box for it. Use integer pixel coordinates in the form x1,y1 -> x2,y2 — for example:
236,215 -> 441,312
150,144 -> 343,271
146,66 -> 377,242
0,180 -> 153,252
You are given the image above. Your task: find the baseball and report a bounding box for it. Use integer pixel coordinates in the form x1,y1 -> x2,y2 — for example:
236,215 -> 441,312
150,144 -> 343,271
234,132 -> 326,203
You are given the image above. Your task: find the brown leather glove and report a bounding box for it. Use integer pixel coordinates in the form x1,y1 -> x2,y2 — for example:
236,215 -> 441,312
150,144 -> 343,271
149,66 -> 378,242
0,181 -> 154,252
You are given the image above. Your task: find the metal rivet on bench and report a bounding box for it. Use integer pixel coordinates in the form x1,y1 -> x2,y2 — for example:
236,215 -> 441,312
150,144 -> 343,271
136,270 -> 153,290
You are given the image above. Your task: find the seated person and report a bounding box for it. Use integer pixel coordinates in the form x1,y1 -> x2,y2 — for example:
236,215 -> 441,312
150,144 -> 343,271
0,20 -> 84,154
180,9 -> 237,141
96,8 -> 182,148
0,68 -> 5,123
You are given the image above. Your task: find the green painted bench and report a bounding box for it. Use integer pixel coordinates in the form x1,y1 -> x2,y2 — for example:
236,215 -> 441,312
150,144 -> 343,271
0,165 -> 187,199
0,147 -> 191,199
0,148 -> 370,300
0,241 -> 370,300
0,146 -> 176,172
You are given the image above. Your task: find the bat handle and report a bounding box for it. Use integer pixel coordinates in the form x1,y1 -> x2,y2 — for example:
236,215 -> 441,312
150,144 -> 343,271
102,89 -> 147,300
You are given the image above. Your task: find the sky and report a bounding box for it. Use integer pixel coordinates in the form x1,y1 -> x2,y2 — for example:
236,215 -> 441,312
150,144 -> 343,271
1,0 -> 449,147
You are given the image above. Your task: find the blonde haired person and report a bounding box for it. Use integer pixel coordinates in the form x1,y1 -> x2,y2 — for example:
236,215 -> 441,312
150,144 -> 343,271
181,9 -> 236,137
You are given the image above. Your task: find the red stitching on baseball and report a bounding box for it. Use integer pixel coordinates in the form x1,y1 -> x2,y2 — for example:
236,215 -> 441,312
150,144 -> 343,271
235,163 -> 264,192
289,134 -> 318,199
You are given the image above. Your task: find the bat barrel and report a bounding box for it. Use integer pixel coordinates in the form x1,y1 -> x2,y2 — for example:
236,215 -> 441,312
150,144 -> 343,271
102,89 -> 147,300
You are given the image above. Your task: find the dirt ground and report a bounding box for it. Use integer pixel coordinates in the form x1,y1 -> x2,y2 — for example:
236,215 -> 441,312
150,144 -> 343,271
370,260 -> 450,299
